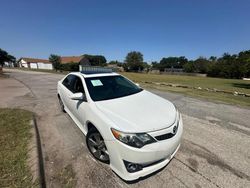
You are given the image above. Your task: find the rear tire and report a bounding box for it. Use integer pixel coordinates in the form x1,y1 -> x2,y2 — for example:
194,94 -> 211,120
58,96 -> 66,113
86,128 -> 110,164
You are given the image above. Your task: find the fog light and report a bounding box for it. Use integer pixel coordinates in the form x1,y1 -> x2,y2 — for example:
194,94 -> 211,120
123,160 -> 143,173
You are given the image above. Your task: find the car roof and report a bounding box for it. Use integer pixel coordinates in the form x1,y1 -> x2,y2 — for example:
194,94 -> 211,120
69,71 -> 120,78
82,72 -> 119,78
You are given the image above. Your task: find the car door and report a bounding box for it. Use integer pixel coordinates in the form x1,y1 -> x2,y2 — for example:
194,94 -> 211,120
61,74 -> 76,111
67,75 -> 88,131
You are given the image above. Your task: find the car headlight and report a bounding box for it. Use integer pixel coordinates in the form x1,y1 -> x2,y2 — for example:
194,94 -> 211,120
111,128 -> 156,148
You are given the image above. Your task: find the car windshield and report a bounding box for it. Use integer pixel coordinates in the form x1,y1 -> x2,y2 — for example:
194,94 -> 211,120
85,75 -> 143,101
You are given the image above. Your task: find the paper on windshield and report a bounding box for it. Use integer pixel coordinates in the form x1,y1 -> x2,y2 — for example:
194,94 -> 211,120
91,79 -> 103,86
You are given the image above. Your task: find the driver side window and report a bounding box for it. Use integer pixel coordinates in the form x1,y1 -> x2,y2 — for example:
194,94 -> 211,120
72,76 -> 85,94
62,75 -> 85,94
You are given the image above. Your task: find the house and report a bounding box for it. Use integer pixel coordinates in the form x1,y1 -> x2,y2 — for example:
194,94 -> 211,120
59,55 -> 91,71
107,64 -> 124,72
18,58 -> 53,70
18,55 -> 106,71
4,62 -> 14,67
60,56 -> 88,64
60,55 -> 90,69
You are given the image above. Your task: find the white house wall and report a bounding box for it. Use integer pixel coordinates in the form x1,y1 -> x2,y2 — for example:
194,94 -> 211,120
30,63 -> 38,69
4,62 -> 14,67
20,59 -> 28,68
37,62 -> 53,70
19,59 -> 53,70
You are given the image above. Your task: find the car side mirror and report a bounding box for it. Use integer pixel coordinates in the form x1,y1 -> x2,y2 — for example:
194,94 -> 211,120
70,92 -> 87,101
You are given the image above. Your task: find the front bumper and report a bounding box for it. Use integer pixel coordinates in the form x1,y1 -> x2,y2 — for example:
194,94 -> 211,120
106,115 -> 183,181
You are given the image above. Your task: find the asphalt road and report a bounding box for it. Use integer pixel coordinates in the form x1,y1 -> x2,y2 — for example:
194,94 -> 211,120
1,69 -> 250,188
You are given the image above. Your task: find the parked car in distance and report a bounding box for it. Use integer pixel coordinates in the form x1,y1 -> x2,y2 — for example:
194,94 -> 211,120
57,69 -> 183,181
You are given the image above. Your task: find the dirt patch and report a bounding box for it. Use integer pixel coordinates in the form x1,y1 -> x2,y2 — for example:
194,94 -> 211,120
54,164 -> 77,188
187,158 -> 199,171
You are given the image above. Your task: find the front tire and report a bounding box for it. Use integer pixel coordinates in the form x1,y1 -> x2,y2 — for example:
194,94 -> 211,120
86,129 -> 110,164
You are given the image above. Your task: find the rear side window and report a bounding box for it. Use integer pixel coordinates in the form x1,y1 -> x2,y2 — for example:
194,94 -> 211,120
62,75 -> 75,91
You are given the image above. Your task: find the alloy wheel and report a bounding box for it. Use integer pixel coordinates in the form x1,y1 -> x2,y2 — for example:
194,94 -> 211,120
87,132 -> 109,163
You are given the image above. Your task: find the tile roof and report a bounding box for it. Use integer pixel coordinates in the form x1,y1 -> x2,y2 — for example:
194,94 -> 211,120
21,58 -> 50,64
21,55 -> 85,64
60,56 -> 84,64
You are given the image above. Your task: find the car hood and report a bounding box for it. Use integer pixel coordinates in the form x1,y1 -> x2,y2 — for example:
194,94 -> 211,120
95,90 -> 177,133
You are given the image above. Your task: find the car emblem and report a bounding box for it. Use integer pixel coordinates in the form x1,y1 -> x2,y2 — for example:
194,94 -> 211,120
173,126 -> 177,134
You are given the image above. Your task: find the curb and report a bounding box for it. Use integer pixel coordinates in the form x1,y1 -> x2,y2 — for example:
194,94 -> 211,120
28,116 -> 46,188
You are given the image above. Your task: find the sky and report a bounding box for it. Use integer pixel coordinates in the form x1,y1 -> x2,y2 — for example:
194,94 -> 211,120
1,0 -> 250,62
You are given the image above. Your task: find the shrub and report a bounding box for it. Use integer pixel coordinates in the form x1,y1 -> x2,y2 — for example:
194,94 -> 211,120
60,62 -> 79,71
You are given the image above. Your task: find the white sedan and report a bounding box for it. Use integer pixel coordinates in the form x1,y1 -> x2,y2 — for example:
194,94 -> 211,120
57,70 -> 183,181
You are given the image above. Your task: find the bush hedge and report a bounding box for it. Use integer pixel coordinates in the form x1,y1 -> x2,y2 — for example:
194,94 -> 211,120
59,62 -> 79,71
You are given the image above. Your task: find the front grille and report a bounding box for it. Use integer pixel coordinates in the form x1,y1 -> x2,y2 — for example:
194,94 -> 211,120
155,120 -> 179,141
155,133 -> 175,141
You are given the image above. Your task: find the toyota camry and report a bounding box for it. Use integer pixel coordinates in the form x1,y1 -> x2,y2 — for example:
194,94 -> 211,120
57,69 -> 183,181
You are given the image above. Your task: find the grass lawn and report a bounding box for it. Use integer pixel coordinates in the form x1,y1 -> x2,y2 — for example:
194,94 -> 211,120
0,108 -> 35,187
122,72 -> 250,107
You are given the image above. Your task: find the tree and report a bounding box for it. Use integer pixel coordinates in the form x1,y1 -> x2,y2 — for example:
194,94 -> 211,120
209,56 -> 217,61
60,61 -> 79,71
143,62 -> 150,72
0,48 -> 16,67
206,52 -> 248,78
154,56 -> 188,71
151,61 -> 160,70
243,61 -> 250,77
193,57 -> 210,73
151,61 -> 158,66
108,60 -> 123,67
122,63 -> 129,72
238,50 -> 250,77
125,51 -> 144,71
183,61 -> 195,72
108,60 -> 118,65
49,54 -> 61,71
159,57 -> 179,69
83,54 -> 107,66
178,56 -> 188,68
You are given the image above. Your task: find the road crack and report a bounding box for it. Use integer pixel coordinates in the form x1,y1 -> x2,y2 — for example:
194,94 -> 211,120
181,140 -> 250,181
168,169 -> 191,188
174,157 -> 221,188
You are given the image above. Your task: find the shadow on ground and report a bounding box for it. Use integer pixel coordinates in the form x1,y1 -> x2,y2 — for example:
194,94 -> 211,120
232,83 -> 250,89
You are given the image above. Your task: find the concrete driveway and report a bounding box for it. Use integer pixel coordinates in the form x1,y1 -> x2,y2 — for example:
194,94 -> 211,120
1,69 -> 250,188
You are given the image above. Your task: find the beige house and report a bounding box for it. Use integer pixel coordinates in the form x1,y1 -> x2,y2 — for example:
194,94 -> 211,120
18,55 -> 106,71
18,58 -> 53,70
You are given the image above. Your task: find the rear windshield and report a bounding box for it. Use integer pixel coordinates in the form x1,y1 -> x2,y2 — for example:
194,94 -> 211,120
85,75 -> 143,101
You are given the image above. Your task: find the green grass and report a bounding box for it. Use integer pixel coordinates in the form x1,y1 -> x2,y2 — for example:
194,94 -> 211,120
122,72 -> 250,107
0,108 -> 34,187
